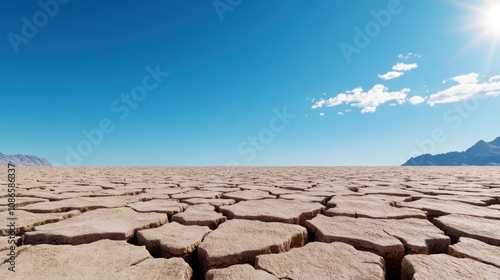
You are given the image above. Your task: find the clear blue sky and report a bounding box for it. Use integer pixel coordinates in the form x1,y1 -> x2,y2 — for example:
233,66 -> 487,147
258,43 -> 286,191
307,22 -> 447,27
2,0 -> 500,166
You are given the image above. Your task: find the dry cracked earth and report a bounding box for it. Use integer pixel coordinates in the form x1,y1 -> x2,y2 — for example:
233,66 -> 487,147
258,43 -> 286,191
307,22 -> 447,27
1,166 -> 500,280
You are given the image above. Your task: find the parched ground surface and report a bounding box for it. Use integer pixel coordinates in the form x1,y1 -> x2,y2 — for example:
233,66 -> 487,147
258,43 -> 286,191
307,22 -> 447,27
1,166 -> 500,280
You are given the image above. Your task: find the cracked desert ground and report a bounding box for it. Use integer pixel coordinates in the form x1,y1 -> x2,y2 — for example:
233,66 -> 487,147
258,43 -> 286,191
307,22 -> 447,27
1,167 -> 500,280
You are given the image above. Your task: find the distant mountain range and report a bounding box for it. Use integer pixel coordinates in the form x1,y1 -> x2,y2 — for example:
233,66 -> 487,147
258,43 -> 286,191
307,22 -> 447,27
0,153 -> 51,166
402,137 -> 500,166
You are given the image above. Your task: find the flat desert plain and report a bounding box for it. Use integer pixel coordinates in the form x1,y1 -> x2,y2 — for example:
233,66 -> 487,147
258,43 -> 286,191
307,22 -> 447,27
1,167 -> 500,280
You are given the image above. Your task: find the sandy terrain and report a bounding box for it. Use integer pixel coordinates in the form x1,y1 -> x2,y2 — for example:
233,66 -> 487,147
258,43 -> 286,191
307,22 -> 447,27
1,166 -> 499,279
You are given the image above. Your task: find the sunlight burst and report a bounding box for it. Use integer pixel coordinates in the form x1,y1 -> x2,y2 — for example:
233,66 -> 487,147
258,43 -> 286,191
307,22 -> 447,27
488,5 -> 500,32
457,0 -> 500,68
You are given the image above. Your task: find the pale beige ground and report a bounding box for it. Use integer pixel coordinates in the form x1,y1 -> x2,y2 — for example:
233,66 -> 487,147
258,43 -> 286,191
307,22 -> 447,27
1,166 -> 499,280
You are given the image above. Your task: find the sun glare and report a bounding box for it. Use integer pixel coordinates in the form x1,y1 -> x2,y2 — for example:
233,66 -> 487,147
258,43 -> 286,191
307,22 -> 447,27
489,5 -> 500,32
456,0 -> 500,67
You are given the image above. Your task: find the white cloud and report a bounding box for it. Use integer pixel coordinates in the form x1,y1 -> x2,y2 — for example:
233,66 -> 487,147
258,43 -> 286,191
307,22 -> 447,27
363,107 -> 377,113
311,84 -> 410,113
310,69 -> 500,114
311,99 -> 325,109
378,71 -> 404,80
392,63 -> 418,72
398,53 -> 421,60
319,112 -> 325,116
378,63 -> 418,80
428,73 -> 500,105
408,95 -> 427,105
489,75 -> 500,83
451,73 -> 479,84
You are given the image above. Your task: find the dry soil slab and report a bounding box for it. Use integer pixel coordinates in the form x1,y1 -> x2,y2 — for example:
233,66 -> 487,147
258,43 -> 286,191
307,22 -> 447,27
199,186 -> 241,193
433,214 -> 500,246
91,188 -> 143,197
449,237 -> 500,268
401,254 -> 500,280
222,190 -> 276,201
35,184 -> 104,193
172,190 -> 223,200
206,264 -> 278,280
0,197 -> 48,208
255,242 -> 385,280
24,207 -> 167,245
198,219 -> 307,274
137,222 -> 211,260
397,198 -> 500,219
126,199 -> 188,216
172,204 -> 226,229
305,215 -> 449,279
0,245 -> 30,265
325,196 -> 426,219
115,258 -> 192,280
181,198 -> 236,209
489,204 -> 500,210
0,240 -> 192,280
0,236 -> 21,251
143,187 -> 193,196
0,210 -> 80,235
279,193 -> 328,204
17,190 -> 95,201
18,196 -> 139,213
219,199 -> 325,224
407,194 -> 497,206
238,185 -> 299,195
1,236 -> 26,264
